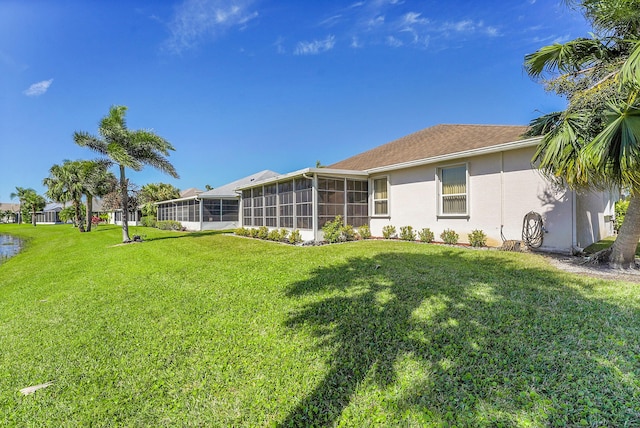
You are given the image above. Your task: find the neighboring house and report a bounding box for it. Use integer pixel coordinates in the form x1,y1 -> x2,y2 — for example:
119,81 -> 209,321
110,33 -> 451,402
156,170 -> 280,231
237,124 -> 617,253
0,202 -> 20,223
34,202 -> 63,224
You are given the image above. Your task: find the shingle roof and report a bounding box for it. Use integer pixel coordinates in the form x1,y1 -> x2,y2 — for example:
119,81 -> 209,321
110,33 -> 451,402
179,187 -> 203,198
328,124 -> 531,171
198,170 -> 281,198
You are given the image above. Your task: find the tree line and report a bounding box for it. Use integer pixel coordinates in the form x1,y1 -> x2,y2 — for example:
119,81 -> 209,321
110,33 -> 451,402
9,105 -> 179,242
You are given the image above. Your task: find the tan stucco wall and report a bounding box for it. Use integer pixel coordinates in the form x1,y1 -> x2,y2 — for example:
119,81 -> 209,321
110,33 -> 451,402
369,146 -> 610,253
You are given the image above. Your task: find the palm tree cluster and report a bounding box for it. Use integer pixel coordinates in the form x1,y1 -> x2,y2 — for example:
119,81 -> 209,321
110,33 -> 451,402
74,106 -> 179,242
10,187 -> 46,227
524,0 -> 640,268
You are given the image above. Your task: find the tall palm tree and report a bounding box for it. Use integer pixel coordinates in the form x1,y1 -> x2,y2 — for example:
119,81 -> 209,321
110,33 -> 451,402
524,0 -> 640,268
74,105 -> 179,242
10,187 -> 45,226
43,160 -> 85,230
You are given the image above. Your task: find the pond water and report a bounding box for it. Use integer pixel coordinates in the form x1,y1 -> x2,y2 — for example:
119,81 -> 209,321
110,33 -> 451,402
0,234 -> 23,261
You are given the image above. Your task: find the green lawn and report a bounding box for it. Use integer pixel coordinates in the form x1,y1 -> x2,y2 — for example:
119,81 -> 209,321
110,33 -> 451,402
583,235 -> 640,256
1,224 -> 639,426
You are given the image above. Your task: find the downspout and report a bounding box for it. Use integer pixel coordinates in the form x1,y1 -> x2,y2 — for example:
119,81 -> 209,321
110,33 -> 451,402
571,190 -> 578,251
198,196 -> 203,231
500,151 -> 505,235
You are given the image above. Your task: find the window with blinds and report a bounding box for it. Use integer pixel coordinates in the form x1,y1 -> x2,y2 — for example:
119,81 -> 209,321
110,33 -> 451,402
439,165 -> 467,215
372,177 -> 388,216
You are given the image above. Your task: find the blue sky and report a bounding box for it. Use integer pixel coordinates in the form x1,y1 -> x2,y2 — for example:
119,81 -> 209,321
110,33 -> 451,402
0,0 -> 590,201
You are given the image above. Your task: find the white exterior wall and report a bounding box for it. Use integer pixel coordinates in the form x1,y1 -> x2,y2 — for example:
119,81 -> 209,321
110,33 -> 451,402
575,189 -> 617,249
369,146 -> 595,253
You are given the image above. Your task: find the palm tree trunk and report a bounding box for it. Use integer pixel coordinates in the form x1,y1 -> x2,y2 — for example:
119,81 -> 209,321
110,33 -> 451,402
86,194 -> 93,232
31,207 -> 36,227
120,165 -> 130,242
607,193 -> 640,269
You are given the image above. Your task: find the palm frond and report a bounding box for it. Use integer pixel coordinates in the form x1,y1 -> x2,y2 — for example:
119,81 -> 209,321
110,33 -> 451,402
584,99 -> 640,187
525,38 -> 607,78
620,40 -> 640,89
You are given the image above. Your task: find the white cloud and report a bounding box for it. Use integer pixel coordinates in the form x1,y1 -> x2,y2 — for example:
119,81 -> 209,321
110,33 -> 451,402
23,79 -> 53,97
402,12 -> 428,26
294,35 -> 336,55
386,35 -> 403,47
165,0 -> 258,53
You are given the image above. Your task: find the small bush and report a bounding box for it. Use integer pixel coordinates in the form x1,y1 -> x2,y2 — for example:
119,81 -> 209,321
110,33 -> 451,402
141,216 -> 156,228
249,228 -> 259,238
322,216 -> 344,243
358,224 -> 371,240
257,226 -> 269,240
418,228 -> 434,243
399,226 -> 416,241
288,229 -> 302,244
278,228 -> 289,242
157,220 -> 182,231
267,229 -> 281,241
440,229 -> 459,245
341,224 -> 356,241
382,225 -> 397,239
235,227 -> 250,236
468,229 -> 487,247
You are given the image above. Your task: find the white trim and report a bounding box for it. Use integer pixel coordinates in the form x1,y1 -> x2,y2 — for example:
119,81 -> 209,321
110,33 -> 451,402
365,137 -> 542,174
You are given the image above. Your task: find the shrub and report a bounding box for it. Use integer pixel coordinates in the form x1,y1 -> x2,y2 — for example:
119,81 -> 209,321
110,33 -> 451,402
382,225 -> 397,239
157,220 -> 182,231
418,228 -> 434,243
341,224 -> 356,241
440,229 -> 459,245
278,228 -> 289,242
288,229 -> 302,244
468,229 -> 487,247
268,229 -> 283,241
399,226 -> 416,241
257,226 -> 269,240
235,227 -> 249,237
358,224 -> 371,240
322,216 -> 344,243
615,199 -> 629,232
249,228 -> 259,238
141,216 -> 156,228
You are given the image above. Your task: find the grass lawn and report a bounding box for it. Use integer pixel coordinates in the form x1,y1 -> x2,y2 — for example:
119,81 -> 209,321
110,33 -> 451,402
583,235 -> 640,256
1,224 -> 639,426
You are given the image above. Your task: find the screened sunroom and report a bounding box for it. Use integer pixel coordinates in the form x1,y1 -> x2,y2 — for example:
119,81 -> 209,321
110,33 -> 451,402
237,168 -> 370,242
155,170 -> 280,231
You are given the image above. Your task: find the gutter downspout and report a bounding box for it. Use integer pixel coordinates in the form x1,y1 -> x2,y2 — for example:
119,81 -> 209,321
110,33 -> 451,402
500,152 -> 505,237
571,190 -> 578,252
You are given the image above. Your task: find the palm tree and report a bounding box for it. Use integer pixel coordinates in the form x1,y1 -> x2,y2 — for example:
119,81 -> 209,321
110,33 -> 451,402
43,160 -> 86,230
138,182 -> 180,220
10,187 -> 45,226
78,160 -> 115,232
524,0 -> 640,268
74,105 -> 179,242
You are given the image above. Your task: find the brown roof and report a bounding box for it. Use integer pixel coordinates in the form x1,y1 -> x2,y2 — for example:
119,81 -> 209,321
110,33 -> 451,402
329,124 -> 530,171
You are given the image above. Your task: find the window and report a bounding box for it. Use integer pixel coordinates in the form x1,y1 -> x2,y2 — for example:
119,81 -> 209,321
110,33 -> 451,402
252,187 -> 264,226
439,164 -> 467,215
318,178 -> 345,228
221,200 -> 239,221
372,177 -> 388,216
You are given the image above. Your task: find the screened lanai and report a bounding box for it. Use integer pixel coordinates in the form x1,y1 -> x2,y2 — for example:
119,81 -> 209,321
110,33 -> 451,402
156,170 -> 280,231
237,168 -> 370,242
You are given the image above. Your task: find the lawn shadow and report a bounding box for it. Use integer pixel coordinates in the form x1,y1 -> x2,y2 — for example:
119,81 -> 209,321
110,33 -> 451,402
280,249 -> 640,426
142,230 -> 232,242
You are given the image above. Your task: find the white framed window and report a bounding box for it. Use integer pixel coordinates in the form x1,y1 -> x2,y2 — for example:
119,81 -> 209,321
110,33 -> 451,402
438,164 -> 468,216
372,176 -> 389,216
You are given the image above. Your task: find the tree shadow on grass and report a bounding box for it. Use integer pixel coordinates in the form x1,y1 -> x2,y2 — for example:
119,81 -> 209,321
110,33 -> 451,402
142,230 -> 232,242
280,250 -> 640,426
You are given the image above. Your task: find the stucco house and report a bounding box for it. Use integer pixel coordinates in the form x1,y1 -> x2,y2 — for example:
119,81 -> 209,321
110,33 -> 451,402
156,170 -> 279,231
237,124 -> 617,253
